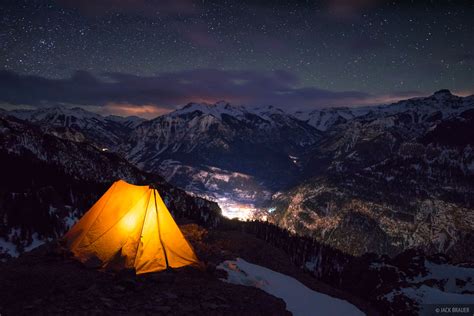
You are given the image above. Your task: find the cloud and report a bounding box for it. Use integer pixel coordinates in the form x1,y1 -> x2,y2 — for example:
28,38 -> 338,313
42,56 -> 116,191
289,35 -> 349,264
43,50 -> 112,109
0,69 -> 425,116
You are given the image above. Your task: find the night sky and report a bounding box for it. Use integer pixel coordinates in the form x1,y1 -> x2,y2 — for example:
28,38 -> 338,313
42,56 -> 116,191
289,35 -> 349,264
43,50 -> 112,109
1,0 -> 473,117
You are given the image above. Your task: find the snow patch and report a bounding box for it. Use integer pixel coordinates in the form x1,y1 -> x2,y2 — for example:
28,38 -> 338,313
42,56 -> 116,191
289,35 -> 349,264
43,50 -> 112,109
24,233 -> 46,252
218,258 -> 365,316
394,285 -> 474,306
0,237 -> 18,258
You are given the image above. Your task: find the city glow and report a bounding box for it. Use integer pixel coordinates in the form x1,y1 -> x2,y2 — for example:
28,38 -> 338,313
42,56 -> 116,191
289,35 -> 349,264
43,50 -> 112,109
216,197 -> 258,221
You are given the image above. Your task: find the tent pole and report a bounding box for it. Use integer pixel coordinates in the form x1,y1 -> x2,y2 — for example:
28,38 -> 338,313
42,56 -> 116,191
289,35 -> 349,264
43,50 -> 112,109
132,191 -> 152,270
154,188 -> 169,269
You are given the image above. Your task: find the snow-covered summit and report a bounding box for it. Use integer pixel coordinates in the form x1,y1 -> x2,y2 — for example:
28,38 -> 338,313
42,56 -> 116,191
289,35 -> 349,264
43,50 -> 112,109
432,89 -> 454,100
170,101 -> 296,122
294,107 -> 371,131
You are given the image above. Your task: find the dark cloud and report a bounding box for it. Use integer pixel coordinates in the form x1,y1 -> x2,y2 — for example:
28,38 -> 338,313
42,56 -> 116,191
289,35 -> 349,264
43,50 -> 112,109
0,69 -> 424,112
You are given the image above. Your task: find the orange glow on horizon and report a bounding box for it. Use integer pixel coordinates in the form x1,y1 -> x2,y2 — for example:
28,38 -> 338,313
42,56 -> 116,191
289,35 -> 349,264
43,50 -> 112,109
454,89 -> 474,97
102,102 -> 172,119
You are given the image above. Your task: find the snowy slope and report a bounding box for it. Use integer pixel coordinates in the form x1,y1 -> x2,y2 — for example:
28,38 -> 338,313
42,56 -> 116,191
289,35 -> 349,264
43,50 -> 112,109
218,258 -> 365,316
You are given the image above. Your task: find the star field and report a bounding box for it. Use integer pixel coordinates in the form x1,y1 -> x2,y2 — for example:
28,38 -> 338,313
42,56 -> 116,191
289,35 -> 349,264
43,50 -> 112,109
1,0 -> 473,112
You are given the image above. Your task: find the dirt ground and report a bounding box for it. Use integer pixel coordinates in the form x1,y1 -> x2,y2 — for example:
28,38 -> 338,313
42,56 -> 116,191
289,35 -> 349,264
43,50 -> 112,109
0,224 -> 376,315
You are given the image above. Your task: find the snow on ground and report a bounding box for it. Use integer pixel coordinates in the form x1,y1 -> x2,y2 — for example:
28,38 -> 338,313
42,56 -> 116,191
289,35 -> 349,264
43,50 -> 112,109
385,285 -> 474,310
402,285 -> 474,305
0,232 -> 48,259
409,260 -> 474,294
0,237 -> 18,258
384,260 -> 474,312
217,258 -> 365,316
23,233 -> 46,252
418,261 -> 474,282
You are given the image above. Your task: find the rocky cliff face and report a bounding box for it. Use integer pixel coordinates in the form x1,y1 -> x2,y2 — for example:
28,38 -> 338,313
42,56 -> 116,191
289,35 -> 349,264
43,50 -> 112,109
268,90 -> 474,260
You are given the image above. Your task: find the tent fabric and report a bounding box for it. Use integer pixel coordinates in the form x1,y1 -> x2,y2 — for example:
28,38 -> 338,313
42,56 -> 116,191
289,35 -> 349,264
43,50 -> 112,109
64,180 -> 199,274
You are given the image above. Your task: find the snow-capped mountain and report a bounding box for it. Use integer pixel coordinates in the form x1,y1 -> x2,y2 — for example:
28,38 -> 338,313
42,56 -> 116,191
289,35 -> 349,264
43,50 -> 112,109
123,101 -> 321,208
268,90 -> 474,260
294,89 -> 473,131
6,106 -> 145,150
294,106 -> 371,131
2,90 -> 473,262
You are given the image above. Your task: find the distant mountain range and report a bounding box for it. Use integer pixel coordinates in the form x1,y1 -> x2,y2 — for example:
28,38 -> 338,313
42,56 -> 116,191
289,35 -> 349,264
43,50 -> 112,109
8,106 -> 145,149
2,89 -> 474,261
269,89 -> 474,261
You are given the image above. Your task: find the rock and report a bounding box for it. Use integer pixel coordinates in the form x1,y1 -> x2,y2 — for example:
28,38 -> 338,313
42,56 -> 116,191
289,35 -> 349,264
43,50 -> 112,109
201,302 -> 219,310
157,272 -> 176,284
113,285 -> 126,292
163,292 -> 178,299
205,262 -> 217,274
99,296 -> 115,306
215,295 -> 228,303
154,305 -> 172,312
84,283 -> 100,294
118,278 -> 138,290
179,303 -> 200,312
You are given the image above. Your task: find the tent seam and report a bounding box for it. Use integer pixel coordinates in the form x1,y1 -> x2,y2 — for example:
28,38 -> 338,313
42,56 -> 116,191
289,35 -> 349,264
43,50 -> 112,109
74,182 -> 117,248
154,189 -> 169,269
132,190 -> 152,270
84,189 -> 150,247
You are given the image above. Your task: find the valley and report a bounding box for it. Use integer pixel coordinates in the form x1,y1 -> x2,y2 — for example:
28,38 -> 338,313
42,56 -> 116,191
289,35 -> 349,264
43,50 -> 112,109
2,89 -> 474,260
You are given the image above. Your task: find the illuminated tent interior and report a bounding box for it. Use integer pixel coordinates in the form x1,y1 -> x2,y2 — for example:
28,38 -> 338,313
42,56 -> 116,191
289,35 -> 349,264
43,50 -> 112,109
64,180 -> 199,274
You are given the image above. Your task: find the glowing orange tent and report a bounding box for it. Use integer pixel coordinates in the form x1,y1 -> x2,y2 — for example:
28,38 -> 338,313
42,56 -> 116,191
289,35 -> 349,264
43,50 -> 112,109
64,180 -> 199,274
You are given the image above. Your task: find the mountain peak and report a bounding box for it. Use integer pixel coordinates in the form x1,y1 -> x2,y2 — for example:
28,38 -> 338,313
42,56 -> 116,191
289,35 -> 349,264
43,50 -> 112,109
214,100 -> 231,107
173,101 -> 246,119
432,89 -> 453,99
